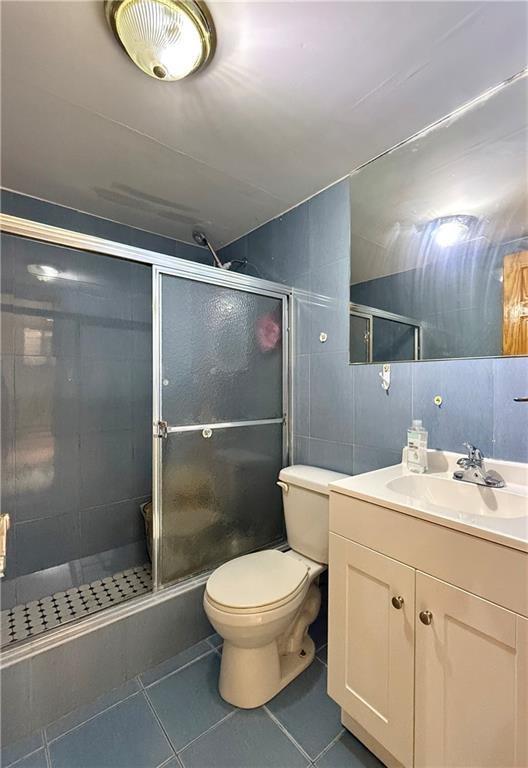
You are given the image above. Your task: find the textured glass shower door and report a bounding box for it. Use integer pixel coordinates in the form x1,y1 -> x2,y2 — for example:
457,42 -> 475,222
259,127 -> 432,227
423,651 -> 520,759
153,268 -> 288,586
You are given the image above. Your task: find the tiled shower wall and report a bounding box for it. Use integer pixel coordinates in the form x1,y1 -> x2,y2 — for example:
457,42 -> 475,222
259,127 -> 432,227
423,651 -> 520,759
220,179 -> 528,472
0,190 -> 207,607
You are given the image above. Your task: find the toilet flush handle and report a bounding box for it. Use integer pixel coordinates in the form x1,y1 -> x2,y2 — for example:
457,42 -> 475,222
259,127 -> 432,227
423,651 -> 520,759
277,481 -> 289,493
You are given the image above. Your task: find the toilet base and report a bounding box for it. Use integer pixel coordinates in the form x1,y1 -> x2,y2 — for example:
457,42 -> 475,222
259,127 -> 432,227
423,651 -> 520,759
219,634 -> 315,709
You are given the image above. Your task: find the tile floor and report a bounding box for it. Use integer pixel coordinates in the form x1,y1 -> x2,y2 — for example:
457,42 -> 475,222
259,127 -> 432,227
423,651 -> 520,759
1,625 -> 385,768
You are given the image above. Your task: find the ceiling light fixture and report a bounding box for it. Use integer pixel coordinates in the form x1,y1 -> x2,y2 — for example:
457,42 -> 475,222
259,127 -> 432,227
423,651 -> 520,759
434,220 -> 469,247
426,215 -> 478,248
105,0 -> 215,81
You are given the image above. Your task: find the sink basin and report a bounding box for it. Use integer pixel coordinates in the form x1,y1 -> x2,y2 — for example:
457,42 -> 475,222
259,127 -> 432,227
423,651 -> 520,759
387,474 -> 526,519
330,449 -> 528,551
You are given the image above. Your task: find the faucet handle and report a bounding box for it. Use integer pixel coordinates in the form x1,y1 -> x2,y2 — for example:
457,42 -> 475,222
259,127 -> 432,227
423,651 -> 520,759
458,442 -> 474,466
461,442 -> 484,466
473,447 -> 484,464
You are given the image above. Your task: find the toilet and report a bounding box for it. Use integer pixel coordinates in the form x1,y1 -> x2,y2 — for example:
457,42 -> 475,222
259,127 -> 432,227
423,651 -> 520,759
203,464 -> 347,709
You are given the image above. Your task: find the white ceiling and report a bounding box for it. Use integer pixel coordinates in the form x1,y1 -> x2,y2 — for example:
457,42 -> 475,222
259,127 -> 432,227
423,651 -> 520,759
1,0 -> 527,247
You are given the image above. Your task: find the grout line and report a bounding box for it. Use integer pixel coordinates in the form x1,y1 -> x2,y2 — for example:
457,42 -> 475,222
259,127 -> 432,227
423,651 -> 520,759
142,647 -> 215,689
204,635 -> 222,651
142,687 -> 180,758
41,727 -> 52,768
316,644 -> 328,667
312,727 -> 346,764
4,743 -> 47,768
45,645 -> 216,749
157,756 -> 181,768
46,688 -> 142,744
177,709 -> 238,756
262,705 -> 313,764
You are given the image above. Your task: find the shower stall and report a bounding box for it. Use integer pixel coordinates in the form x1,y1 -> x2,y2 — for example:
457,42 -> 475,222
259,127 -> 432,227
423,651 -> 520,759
0,214 -> 290,650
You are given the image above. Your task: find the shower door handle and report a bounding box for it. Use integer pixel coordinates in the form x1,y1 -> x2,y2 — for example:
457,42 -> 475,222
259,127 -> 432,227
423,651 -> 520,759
156,420 -> 168,439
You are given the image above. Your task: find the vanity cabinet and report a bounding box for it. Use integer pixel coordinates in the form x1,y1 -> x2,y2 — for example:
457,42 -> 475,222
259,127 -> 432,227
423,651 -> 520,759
328,493 -> 528,768
328,536 -> 415,767
414,573 -> 528,768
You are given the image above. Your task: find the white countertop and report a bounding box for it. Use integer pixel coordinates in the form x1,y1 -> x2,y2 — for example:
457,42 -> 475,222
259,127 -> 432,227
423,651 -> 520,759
330,450 -> 528,553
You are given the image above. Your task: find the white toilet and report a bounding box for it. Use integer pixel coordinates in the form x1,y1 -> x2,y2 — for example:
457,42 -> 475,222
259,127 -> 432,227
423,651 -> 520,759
203,464 -> 346,709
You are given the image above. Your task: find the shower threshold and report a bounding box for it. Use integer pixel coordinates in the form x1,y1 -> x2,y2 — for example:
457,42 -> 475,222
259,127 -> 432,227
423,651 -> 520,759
1,563 -> 152,647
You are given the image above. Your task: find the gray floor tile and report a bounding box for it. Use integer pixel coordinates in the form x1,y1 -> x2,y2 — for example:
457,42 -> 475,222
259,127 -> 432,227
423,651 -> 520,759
316,645 -> 328,665
266,659 -> 341,760
1,731 -> 44,767
180,709 -> 309,768
146,654 -> 233,751
315,730 -> 385,768
205,633 -> 223,649
48,692 -> 173,768
10,750 -> 49,768
140,641 -> 212,687
46,678 -> 140,741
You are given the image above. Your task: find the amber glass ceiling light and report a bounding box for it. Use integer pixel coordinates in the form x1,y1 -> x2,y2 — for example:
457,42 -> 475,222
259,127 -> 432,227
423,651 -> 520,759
105,0 -> 215,80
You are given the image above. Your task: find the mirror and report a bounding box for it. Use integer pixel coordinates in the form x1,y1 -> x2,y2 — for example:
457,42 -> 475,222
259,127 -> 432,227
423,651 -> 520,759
349,72 -> 528,364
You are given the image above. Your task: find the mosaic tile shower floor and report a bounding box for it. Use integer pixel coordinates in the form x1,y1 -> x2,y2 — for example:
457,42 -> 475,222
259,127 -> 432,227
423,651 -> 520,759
1,565 -> 151,646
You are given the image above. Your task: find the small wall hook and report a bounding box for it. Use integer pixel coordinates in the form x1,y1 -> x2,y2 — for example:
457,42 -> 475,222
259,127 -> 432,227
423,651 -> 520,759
379,363 -> 391,392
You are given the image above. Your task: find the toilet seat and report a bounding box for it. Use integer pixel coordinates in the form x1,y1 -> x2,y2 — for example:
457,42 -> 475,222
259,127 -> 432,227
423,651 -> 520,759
205,550 -> 308,614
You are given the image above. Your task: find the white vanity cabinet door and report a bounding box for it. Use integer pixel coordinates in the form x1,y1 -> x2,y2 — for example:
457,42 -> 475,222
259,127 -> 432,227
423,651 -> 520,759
328,534 -> 415,767
415,572 -> 528,768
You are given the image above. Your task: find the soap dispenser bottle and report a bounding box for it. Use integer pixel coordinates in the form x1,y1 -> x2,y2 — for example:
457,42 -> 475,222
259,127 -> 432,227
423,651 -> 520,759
407,419 -> 428,473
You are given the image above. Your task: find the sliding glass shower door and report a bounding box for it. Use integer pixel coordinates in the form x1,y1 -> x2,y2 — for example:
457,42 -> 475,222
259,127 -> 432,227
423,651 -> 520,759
153,268 -> 288,586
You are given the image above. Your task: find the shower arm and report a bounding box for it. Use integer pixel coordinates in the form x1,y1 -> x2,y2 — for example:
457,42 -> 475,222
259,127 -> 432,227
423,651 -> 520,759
206,240 -> 226,269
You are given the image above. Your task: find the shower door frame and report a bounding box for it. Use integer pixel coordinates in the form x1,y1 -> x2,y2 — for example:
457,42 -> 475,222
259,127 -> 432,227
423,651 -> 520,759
151,265 -> 290,589
0,212 -> 293,659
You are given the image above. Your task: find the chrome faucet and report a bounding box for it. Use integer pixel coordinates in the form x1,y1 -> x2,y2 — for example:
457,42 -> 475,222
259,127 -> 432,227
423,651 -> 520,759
453,443 -> 505,488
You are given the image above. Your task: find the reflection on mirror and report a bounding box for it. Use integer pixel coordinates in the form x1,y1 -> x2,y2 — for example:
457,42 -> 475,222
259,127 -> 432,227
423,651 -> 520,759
349,71 -> 528,364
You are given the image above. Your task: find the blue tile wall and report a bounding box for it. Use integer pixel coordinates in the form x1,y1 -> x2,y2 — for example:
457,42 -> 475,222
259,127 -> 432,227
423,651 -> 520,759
219,179 -> 528,472
1,189 -> 209,264
0,191 -> 208,600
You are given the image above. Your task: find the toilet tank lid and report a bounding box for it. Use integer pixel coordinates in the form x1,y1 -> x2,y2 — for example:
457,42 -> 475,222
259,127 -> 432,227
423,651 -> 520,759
279,465 -> 348,494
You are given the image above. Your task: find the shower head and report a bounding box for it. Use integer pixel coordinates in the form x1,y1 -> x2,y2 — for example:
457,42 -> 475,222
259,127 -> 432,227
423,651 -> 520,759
192,230 -> 208,247
191,229 -> 231,269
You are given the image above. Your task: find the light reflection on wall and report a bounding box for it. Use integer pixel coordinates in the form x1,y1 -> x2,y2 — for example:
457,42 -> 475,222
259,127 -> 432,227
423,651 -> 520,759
15,434 -> 56,494
22,325 -> 53,356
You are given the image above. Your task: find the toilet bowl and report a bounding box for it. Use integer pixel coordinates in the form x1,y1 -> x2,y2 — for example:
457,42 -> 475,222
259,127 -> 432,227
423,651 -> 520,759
203,465 -> 347,708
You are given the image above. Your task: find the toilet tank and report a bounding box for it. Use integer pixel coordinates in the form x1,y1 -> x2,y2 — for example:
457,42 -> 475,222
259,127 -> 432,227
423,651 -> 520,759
278,465 -> 348,564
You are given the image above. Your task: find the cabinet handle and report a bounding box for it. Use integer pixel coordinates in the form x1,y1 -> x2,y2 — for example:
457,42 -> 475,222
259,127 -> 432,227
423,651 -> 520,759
391,595 -> 404,609
419,610 -> 433,625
